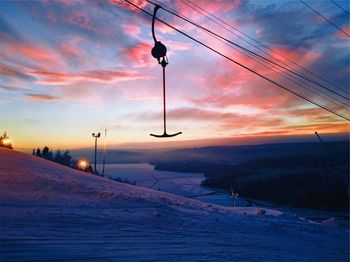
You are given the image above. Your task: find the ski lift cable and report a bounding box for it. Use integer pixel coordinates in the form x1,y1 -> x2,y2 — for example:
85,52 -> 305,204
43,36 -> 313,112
299,0 -> 350,38
122,0 -> 350,122
147,0 -> 350,102
330,0 -> 350,16
148,0 -> 350,111
194,23 -> 350,109
173,0 -> 338,91
179,0 -> 349,95
150,0 -> 349,110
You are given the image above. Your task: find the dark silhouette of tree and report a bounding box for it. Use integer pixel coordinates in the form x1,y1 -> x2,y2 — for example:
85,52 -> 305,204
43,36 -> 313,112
42,146 -> 51,160
49,150 -> 53,160
34,145 -> 95,174
36,148 -> 42,157
71,159 -> 77,169
54,150 -> 63,164
62,150 -> 72,167
87,164 -> 93,173
32,149 -> 35,155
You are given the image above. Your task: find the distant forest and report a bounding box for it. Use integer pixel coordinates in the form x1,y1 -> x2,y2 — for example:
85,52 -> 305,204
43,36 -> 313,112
202,143 -> 349,210
152,141 -> 349,210
33,146 -> 93,173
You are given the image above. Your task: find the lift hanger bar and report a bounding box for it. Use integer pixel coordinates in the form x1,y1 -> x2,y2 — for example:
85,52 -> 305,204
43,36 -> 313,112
150,4 -> 182,138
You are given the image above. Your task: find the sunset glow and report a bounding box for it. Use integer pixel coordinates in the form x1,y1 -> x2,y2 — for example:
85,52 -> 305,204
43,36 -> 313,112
0,0 -> 349,149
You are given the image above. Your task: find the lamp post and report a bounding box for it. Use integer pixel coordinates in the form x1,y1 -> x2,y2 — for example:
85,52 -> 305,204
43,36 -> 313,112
92,132 -> 100,175
102,129 -> 107,177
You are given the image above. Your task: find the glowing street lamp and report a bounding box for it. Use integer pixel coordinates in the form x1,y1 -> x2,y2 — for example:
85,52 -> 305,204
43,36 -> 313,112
78,159 -> 88,170
0,132 -> 12,149
2,138 -> 11,145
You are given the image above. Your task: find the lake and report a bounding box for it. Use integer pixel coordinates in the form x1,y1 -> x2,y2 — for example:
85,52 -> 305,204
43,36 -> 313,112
98,163 -> 215,197
97,163 -> 348,226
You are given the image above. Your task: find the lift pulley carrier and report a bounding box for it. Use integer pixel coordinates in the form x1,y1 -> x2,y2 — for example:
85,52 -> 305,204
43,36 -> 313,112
150,5 -> 182,138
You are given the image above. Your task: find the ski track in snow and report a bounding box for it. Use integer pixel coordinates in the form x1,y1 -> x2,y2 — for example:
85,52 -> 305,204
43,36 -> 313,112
0,148 -> 348,261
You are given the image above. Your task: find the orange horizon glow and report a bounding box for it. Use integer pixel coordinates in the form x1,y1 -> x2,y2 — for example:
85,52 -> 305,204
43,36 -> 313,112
10,129 -> 350,152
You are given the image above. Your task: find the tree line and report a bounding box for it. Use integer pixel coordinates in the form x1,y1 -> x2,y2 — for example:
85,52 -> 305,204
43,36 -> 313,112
202,142 -> 349,210
33,146 -> 93,173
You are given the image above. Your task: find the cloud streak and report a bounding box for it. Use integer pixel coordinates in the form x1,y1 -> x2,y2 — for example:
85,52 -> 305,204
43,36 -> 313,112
25,93 -> 60,101
28,69 -> 150,85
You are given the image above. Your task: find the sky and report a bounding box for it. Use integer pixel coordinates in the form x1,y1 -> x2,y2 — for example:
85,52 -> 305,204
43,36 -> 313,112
0,0 -> 349,150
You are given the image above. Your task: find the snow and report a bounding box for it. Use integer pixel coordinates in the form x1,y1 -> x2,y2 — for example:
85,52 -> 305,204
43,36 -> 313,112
0,147 -> 348,261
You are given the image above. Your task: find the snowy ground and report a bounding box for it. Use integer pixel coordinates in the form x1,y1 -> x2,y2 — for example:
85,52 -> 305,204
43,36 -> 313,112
0,148 -> 348,261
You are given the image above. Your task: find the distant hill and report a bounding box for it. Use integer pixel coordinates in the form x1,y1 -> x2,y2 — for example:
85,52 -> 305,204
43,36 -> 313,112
70,140 -> 350,165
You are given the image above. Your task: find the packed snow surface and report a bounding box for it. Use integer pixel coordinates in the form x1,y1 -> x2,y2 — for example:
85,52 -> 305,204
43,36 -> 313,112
0,148 -> 348,261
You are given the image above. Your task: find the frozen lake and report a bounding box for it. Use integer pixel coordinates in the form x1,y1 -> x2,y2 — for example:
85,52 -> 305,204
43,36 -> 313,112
98,163 -> 242,207
98,163 -> 349,226
97,163 -> 217,198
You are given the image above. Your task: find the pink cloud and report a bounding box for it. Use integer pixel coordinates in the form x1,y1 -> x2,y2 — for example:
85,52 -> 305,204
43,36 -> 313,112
121,41 -> 153,67
124,95 -> 161,101
163,107 -> 240,121
45,11 -> 57,23
166,40 -> 192,52
25,93 -> 60,101
122,24 -> 141,38
270,122 -> 350,135
2,43 -> 65,69
0,64 -> 19,77
267,47 -> 320,70
107,0 -> 147,11
236,121 -> 350,137
65,11 -> 95,31
335,25 -> 350,39
134,107 -> 281,124
132,106 -> 289,135
157,22 -> 177,35
40,0 -> 72,5
59,36 -> 86,66
63,10 -> 114,36
28,69 -> 150,85
0,64 -> 34,83
187,45 -> 323,114
175,0 -> 242,19
191,60 -> 297,110
58,0 -> 74,6
130,104 -> 348,137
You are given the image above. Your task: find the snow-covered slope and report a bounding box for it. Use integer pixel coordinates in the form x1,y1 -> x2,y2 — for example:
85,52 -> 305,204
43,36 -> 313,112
0,147 -> 348,261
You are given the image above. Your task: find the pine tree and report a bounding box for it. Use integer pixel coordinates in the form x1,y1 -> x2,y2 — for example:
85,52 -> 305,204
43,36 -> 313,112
48,150 -> 53,160
42,146 -> 50,159
36,148 -> 42,157
54,150 -> 63,164
63,150 -> 72,167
